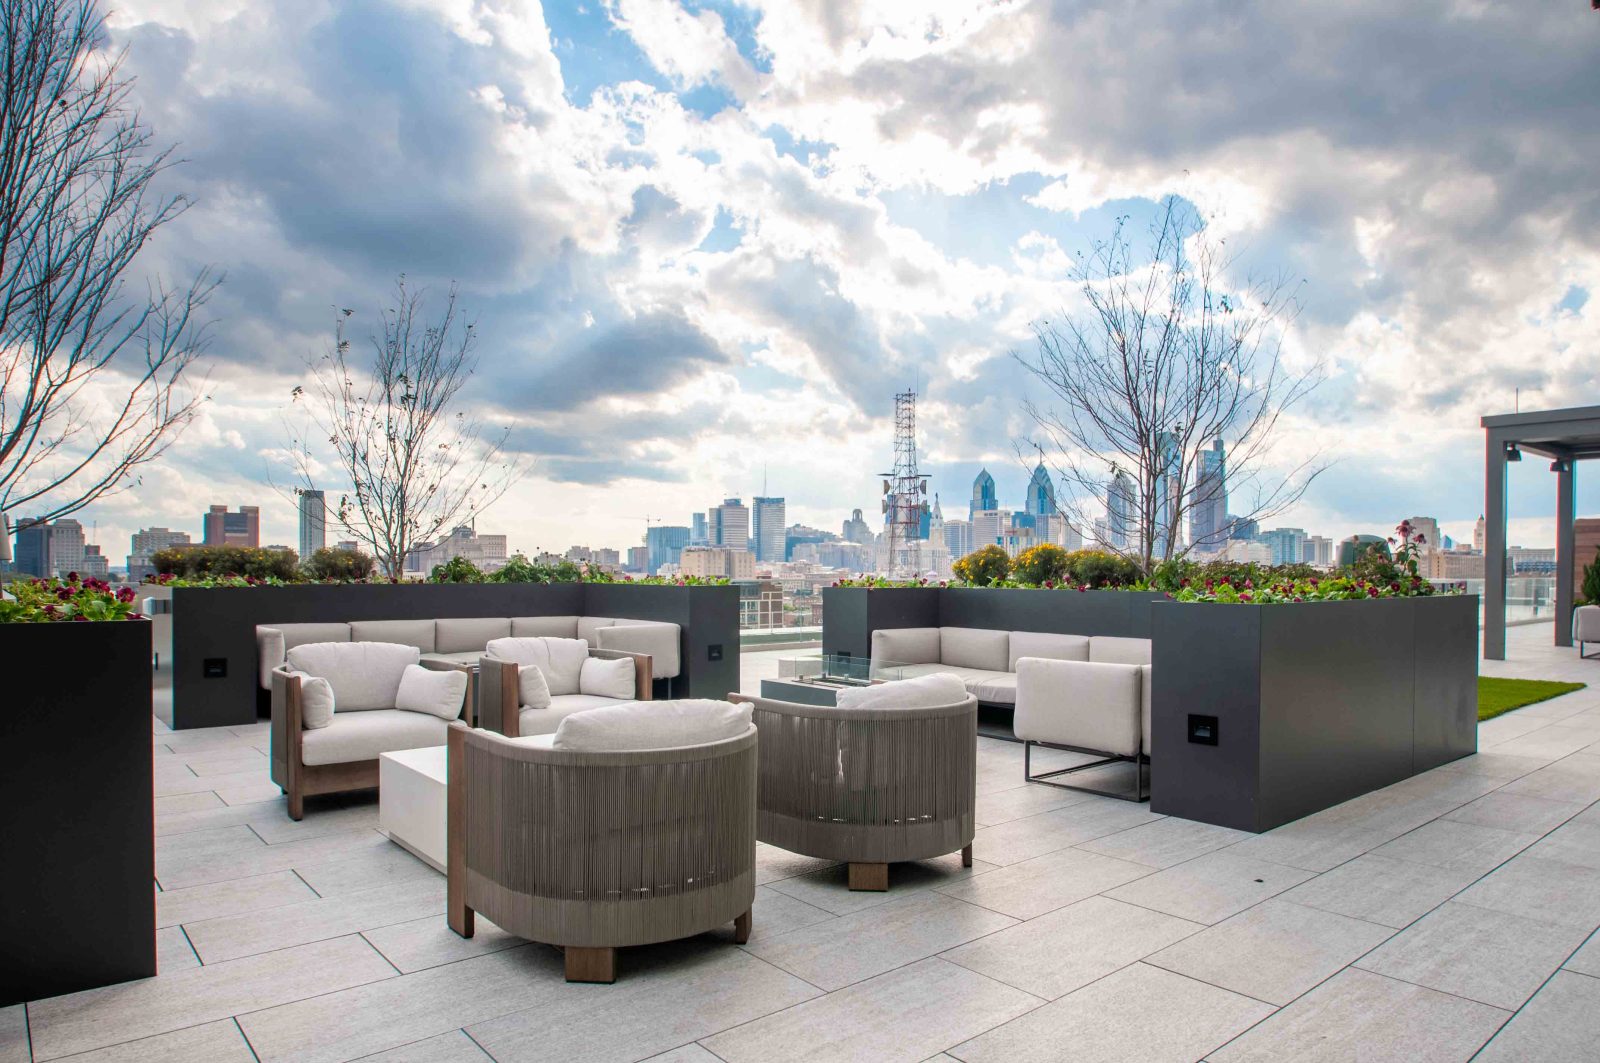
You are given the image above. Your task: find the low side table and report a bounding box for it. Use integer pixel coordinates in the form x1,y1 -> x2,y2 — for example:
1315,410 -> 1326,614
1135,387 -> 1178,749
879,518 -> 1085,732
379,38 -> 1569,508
379,745 -> 447,872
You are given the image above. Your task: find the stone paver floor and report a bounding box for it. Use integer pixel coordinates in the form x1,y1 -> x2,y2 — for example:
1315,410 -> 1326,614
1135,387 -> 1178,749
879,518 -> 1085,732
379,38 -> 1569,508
4,624 -> 1600,1061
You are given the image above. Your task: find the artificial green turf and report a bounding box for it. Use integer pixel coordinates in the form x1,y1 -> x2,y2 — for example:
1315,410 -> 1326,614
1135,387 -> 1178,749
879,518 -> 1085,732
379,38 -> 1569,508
1478,677 -> 1587,722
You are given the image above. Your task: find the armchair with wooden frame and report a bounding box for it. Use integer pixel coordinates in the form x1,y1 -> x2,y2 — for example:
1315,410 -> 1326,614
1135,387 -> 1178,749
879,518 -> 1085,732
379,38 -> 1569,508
476,637 -> 652,738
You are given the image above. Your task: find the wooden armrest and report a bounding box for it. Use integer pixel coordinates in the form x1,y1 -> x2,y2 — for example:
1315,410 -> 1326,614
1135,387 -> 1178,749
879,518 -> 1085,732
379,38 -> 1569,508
476,656 -> 521,737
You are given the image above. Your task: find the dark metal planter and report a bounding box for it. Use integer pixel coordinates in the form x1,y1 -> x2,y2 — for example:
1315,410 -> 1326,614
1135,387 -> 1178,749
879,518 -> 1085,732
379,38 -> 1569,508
1,621 -> 155,1004
167,583 -> 739,729
1150,595 -> 1479,832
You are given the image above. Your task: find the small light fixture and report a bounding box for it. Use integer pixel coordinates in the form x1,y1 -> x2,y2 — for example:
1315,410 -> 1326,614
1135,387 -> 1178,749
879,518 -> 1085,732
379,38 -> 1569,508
1505,444 -> 1522,462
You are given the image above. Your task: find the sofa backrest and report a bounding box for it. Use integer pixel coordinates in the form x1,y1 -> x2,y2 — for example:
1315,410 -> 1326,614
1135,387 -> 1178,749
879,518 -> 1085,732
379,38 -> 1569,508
349,619 -> 436,653
257,623 -> 352,688
940,627 -> 1010,672
595,622 -> 682,679
435,617 -> 512,654
286,641 -> 420,711
576,616 -> 618,644
552,699 -> 752,752
1007,631 -> 1090,671
1088,636 -> 1153,666
870,627 -> 941,666
486,636 -> 588,695
511,615 -> 580,639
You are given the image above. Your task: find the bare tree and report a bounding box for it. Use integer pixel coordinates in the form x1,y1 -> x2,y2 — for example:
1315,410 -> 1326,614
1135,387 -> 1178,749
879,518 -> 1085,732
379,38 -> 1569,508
289,278 -> 519,579
1018,199 -> 1325,573
0,0 -> 215,533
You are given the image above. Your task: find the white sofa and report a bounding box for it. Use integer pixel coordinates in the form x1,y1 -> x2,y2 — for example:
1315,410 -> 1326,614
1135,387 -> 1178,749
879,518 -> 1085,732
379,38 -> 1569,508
869,626 -> 1152,706
476,636 -> 653,738
256,615 -> 681,693
1013,657 -> 1152,801
270,641 -> 472,820
1576,605 -> 1600,659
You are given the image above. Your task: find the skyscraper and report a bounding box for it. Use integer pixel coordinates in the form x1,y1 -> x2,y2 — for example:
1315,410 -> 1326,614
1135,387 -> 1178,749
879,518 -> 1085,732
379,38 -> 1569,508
298,489 -> 326,560
1473,514 -> 1486,553
13,518 -> 52,577
1024,461 -> 1057,517
203,505 -> 260,547
128,527 -> 192,581
690,512 -> 709,546
1190,438 -> 1228,552
1106,467 -> 1135,550
645,525 -> 691,574
842,509 -> 873,544
970,469 -> 997,521
710,498 -> 750,552
751,497 -> 787,562
1152,431 -> 1183,559
49,518 -> 86,575
1260,527 -> 1308,566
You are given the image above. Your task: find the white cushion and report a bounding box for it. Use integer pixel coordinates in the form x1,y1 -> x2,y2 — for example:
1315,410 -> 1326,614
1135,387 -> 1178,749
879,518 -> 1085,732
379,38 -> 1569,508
435,617 -> 511,653
518,664 -> 552,710
257,623 -> 352,688
511,615 -> 580,638
597,623 -> 680,679
835,672 -> 969,710
485,636 -> 588,695
1014,658 -> 1142,757
940,627 -> 1010,671
1088,636 -> 1153,666
518,694 -> 631,737
394,664 -> 468,721
552,699 -> 752,752
300,709 -> 448,766
1008,631 -> 1090,671
871,627 -> 941,666
295,673 -> 335,729
963,669 -> 1018,705
349,619 -> 437,653
286,641 -> 420,711
576,616 -> 618,644
580,655 -> 636,699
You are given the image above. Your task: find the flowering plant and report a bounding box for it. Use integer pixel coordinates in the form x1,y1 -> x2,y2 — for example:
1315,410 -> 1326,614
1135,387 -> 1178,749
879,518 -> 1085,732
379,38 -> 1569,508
0,574 -> 144,622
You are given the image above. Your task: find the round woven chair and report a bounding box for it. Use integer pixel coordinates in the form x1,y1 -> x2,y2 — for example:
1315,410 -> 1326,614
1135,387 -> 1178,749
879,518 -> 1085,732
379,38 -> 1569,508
735,692 -> 977,891
445,720 -> 757,983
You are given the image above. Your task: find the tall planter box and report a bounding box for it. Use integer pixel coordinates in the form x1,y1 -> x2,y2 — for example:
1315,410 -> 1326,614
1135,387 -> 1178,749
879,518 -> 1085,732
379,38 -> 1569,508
168,583 -> 739,729
1,621 -> 155,1004
1150,595 -> 1478,833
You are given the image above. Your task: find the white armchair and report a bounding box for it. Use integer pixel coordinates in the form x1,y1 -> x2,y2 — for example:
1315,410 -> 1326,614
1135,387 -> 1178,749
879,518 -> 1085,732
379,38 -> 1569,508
1013,657 -> 1151,801
476,636 -> 652,738
1577,605 -> 1600,659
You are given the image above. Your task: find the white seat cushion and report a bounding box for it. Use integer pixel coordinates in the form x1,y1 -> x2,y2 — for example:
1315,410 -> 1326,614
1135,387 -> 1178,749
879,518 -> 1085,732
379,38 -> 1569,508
486,636 -> 588,695
941,627 -> 1010,671
891,662 -> 954,679
511,615 -> 581,638
962,669 -> 1018,705
552,699 -> 752,752
835,672 -> 969,710
1015,658 -> 1142,757
349,619 -> 437,653
435,617 -> 511,654
394,664 -> 468,721
286,642 -> 419,711
419,650 -> 484,667
871,627 -> 941,666
300,709 -> 448,766
580,655 -> 636,699
596,623 -> 680,679
1088,636 -> 1153,666
518,694 -> 627,737
1008,631 -> 1090,670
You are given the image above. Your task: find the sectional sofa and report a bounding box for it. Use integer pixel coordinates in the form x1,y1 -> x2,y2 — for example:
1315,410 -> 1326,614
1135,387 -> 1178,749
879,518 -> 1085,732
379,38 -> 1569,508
868,626 -> 1151,706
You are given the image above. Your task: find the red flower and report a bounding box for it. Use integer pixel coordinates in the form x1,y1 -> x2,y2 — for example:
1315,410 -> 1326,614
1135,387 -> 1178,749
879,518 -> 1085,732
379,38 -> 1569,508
1043,579 -> 1055,589
65,571 -> 80,582
117,587 -> 136,603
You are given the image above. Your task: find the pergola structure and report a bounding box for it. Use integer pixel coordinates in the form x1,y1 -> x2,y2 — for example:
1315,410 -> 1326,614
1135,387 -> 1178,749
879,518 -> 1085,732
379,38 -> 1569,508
1482,404 -> 1600,660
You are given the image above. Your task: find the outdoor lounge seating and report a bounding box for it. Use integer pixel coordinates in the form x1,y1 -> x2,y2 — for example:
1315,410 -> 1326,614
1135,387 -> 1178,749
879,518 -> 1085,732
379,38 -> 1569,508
735,672 -> 978,892
1576,605 -> 1600,659
445,700 -> 757,983
270,641 -> 472,820
869,625 -> 1151,706
475,635 -> 653,737
1013,656 -> 1152,801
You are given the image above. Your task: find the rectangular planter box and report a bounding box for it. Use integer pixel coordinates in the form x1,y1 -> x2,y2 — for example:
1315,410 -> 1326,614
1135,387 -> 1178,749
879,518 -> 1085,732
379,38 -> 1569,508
1,621 -> 155,1004
1150,595 -> 1479,832
167,582 -> 739,729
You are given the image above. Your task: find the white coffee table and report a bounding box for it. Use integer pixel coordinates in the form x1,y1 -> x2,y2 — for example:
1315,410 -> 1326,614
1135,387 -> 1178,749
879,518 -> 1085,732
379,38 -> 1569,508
379,745 -> 447,872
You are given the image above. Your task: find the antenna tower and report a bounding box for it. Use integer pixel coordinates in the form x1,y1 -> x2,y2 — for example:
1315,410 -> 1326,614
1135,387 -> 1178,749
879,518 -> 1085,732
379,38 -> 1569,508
878,390 -> 931,577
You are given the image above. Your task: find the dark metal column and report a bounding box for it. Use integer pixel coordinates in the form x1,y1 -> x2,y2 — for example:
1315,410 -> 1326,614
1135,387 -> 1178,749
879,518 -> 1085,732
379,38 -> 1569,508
1555,456 -> 1575,647
1484,430 -> 1508,660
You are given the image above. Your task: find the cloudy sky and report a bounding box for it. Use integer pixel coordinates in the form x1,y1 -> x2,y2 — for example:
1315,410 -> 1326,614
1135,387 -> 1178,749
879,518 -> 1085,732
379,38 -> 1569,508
66,0 -> 1600,560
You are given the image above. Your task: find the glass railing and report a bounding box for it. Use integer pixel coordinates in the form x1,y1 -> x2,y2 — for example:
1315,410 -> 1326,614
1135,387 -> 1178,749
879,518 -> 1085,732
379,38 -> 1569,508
1433,578 -> 1557,626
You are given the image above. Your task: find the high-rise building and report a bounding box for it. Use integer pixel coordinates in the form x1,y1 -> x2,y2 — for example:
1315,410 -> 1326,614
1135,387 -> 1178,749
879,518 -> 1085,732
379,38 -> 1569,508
751,497 -> 787,562
403,526 -> 508,575
690,512 -> 709,546
626,546 -> 650,572
943,518 -> 973,562
710,498 -> 750,552
645,525 -> 690,574
1473,514 -> 1486,553
12,517 -> 95,577
1106,467 -> 1136,550
972,509 -> 1008,550
926,495 -> 953,576
13,518 -> 52,577
1024,461 -> 1057,518
1152,431 -> 1183,559
298,489 -> 326,560
128,527 -> 192,581
1405,516 -> 1441,553
1302,535 -> 1335,569
970,469 -> 997,521
203,505 -> 260,547
1260,527 -> 1308,566
1190,438 -> 1228,551
49,519 -> 87,575
679,546 -> 754,579
79,544 -> 110,580
842,509 -> 873,544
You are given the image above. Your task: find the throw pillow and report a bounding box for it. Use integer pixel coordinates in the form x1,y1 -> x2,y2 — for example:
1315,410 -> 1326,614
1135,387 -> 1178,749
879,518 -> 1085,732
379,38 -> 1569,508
835,672 -> 968,710
296,672 -> 335,729
394,664 -> 469,721
579,655 -> 636,700
518,663 -> 552,710
552,699 -> 752,752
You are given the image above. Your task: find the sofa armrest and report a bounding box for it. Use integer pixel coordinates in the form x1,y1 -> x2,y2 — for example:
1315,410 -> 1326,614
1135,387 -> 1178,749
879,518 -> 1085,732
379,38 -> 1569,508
258,627 -> 287,690
590,647 -> 652,701
269,665 -> 304,783
419,658 -> 476,724
477,656 -> 522,736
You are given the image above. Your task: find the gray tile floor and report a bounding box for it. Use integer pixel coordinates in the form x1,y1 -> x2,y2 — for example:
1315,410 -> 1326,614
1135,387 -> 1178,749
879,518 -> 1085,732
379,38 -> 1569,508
6,624 -> 1600,1061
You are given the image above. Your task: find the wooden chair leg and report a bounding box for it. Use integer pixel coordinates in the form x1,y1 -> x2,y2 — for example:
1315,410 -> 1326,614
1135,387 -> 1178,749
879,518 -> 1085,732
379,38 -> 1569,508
734,909 -> 752,944
848,862 -> 889,892
287,788 -> 303,821
962,844 -> 973,868
564,946 -> 616,983
448,902 -> 474,939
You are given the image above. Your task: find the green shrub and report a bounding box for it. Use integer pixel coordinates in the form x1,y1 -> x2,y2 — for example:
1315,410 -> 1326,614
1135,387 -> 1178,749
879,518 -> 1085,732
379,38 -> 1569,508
153,545 -> 299,581
1012,544 -> 1071,585
304,547 -> 374,582
1582,547 -> 1600,607
1064,549 -> 1143,588
429,556 -> 484,583
953,545 -> 1012,586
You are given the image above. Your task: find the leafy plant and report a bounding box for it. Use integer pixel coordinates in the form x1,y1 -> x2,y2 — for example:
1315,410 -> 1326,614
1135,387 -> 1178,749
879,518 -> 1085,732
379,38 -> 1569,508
0,575 -> 142,623
428,556 -> 484,584
1013,544 -> 1071,585
304,547 -> 375,582
1582,547 -> 1600,607
153,545 -> 300,581
952,545 -> 1012,586
1064,549 -> 1143,588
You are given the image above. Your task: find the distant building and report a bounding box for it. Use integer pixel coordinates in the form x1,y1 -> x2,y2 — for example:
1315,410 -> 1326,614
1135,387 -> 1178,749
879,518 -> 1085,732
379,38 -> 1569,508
13,518 -> 52,577
1259,527 -> 1308,567
943,518 -> 973,561
1424,551 -> 1485,580
645,525 -> 691,573
690,512 -> 709,546
49,518 -> 87,575
1473,515 -> 1487,554
298,490 -> 326,560
591,548 -> 620,567
1509,546 -> 1556,575
203,505 -> 260,547
784,524 -> 836,561
972,509 -> 1008,550
841,508 -> 873,545
679,545 -> 754,579
1153,431 -> 1182,558
1024,461 -> 1057,518
791,540 -> 872,570
404,526 -> 508,575
710,498 -> 750,552
79,544 -> 110,580
926,495 -> 953,576
1302,535 -> 1335,569
1405,516 -> 1442,553
970,469 -> 997,521
1226,516 -> 1260,541
736,579 -> 784,629
751,497 -> 787,562
626,545 -> 650,572
1106,467 -> 1135,550
13,517 -> 94,578
1338,534 -> 1388,568
1191,439 -> 1228,551
128,527 -> 192,581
